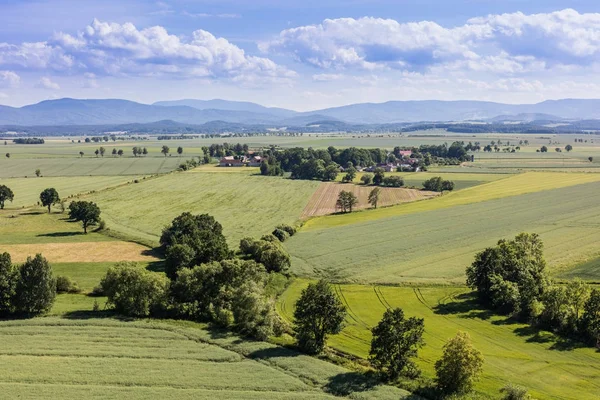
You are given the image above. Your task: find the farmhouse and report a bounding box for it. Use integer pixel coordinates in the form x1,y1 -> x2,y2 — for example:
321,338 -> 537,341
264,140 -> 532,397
248,155 -> 266,167
398,150 -> 412,157
219,156 -> 247,167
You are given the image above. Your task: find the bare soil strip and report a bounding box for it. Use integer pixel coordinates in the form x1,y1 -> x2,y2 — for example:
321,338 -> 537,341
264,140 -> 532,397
3,242 -> 159,263
301,182 -> 439,218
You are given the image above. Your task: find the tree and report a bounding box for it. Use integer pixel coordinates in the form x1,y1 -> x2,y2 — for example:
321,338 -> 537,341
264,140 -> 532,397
381,176 -> 404,187
293,280 -> 346,354
132,147 -> 140,157
35,169 -> 41,177
40,188 -> 60,213
373,167 -> 385,185
0,185 -> 14,209
95,149 -> 99,157
423,176 -> 454,192
336,190 -> 358,213
164,243 -> 196,279
368,187 -> 380,209
79,151 -> 84,158
361,173 -> 373,185
540,146 -> 548,153
101,262 -> 169,317
322,164 -> 339,181
500,384 -> 533,400
15,254 -> 56,315
161,145 -> 170,157
142,147 -> 148,156
466,233 -> 549,318
566,278 -> 590,322
112,148 -> 117,157
342,167 -> 357,183
589,157 -> 594,162
435,331 -> 484,395
117,149 -> 124,157
0,252 -> 18,315
99,147 -> 106,157
565,144 -> 573,152
68,201 -> 101,233
177,146 -> 183,156
160,213 -> 230,275
5,153 -> 10,158
580,289 -> 600,347
369,307 -> 425,380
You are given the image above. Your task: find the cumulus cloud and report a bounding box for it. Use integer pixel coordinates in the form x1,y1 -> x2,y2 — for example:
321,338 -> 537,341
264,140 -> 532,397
263,9 -> 600,74
0,70 -> 20,88
0,19 -> 292,83
36,77 -> 60,90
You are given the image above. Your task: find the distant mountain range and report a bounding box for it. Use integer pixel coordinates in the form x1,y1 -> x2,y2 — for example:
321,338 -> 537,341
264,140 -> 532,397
2,97 -> 600,127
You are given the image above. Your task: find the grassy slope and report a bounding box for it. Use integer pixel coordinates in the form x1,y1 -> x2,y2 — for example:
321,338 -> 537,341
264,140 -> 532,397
0,317 -> 415,400
0,176 -> 144,208
85,170 -> 321,246
277,280 -> 600,400
337,172 -> 511,191
287,179 -> 600,283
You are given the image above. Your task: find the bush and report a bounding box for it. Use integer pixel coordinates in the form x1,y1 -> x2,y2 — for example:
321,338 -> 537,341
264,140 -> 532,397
381,176 -> 404,187
100,262 -> 169,317
275,224 -> 296,236
360,173 -> 373,185
271,228 -> 290,242
260,234 -> 279,243
423,176 -> 455,192
435,331 -> 484,395
56,275 -> 81,294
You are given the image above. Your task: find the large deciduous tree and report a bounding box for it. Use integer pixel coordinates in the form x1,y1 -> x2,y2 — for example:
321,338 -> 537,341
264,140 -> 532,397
15,254 -> 56,315
0,252 -> 18,315
336,190 -> 358,213
369,307 -> 425,380
161,145 -> 170,157
68,201 -> 101,233
40,188 -> 60,213
293,280 -> 346,354
0,185 -> 14,209
368,187 -> 380,209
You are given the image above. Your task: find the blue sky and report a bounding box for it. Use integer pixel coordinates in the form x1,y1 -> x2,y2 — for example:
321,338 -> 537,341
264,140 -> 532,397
0,0 -> 599,110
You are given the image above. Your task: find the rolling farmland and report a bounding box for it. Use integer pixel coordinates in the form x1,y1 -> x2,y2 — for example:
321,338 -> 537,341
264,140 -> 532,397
288,179 -> 600,283
0,318 -> 414,400
301,182 -> 438,218
277,280 -> 600,400
84,170 -> 321,246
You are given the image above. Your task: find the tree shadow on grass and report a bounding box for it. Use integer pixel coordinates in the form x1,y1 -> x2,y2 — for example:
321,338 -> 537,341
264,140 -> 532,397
61,310 -> 134,321
37,231 -> 84,238
145,260 -> 165,273
433,292 -> 491,319
324,372 -> 378,397
20,211 -> 45,216
248,346 -> 301,360
549,337 -> 589,352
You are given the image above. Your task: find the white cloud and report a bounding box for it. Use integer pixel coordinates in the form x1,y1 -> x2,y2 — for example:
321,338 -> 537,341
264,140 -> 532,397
263,9 -> 600,74
0,70 -> 20,87
36,77 -> 60,90
312,73 -> 343,81
0,19 -> 292,84
182,11 -> 241,19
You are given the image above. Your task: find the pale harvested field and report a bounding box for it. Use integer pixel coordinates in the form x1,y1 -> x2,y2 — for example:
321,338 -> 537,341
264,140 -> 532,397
3,241 -> 158,263
301,182 -> 438,218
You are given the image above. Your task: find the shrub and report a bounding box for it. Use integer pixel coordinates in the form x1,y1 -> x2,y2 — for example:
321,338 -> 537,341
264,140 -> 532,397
260,234 -> 279,243
435,331 -> 484,395
272,228 -> 290,242
381,176 -> 404,187
100,262 -> 169,317
56,275 -> 81,294
275,224 -> 296,236
361,173 -> 373,185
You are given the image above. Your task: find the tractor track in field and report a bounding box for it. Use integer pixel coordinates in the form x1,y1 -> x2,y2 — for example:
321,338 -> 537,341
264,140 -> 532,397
334,285 -> 371,330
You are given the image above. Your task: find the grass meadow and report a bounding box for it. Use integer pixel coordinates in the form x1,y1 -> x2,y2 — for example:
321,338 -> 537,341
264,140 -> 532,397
84,169 -> 321,246
277,279 -> 600,400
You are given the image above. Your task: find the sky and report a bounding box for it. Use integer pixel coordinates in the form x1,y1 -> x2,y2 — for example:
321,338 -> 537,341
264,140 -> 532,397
1,0 -> 600,111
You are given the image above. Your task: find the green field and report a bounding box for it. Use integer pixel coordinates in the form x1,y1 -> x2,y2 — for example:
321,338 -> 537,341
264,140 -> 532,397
288,177 -> 600,283
0,318 -> 414,400
278,280 -> 600,400
84,169 -> 320,246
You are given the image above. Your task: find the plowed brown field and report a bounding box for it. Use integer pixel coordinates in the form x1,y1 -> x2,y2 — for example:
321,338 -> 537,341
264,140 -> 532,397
301,182 -> 439,218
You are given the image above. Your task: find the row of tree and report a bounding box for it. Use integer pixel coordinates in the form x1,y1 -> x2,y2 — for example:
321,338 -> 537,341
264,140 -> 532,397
467,233 -> 600,347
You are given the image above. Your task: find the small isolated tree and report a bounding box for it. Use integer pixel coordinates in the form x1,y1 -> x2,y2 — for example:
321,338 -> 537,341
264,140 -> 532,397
540,146 -> 548,153
500,384 -> 533,400
142,147 -> 148,156
99,147 -> 106,157
40,188 -> 60,213
336,190 -> 358,213
35,168 -> 41,177
342,167 -> 357,183
68,201 -> 101,233
177,146 -> 183,156
589,156 -> 594,162
565,144 -> 573,152
369,307 -> 425,380
368,187 -> 381,209
112,148 -> 117,157
161,145 -> 170,157
79,151 -> 84,158
5,153 -> 9,158
16,254 -> 56,315
0,184 -> 14,209
294,280 -> 346,354
95,149 -> 99,157
0,252 -> 18,315
361,173 -> 373,185
117,149 -> 124,157
435,331 -> 484,395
